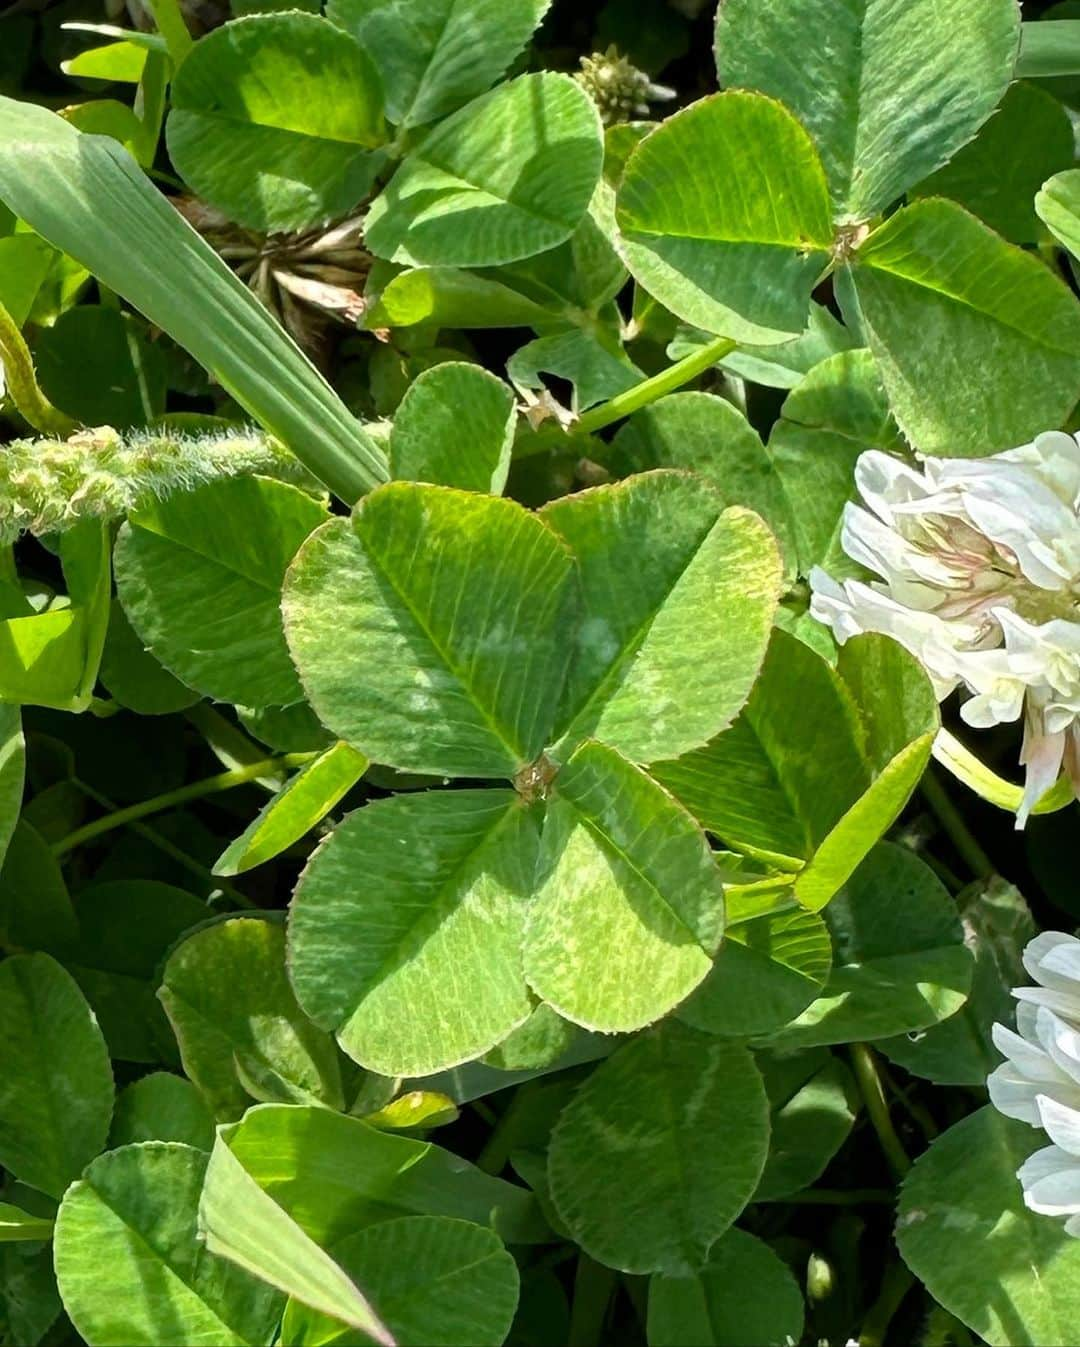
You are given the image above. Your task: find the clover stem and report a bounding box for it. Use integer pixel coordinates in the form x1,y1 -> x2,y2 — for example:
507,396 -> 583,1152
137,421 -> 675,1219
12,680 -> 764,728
920,764 -> 994,881
568,1255 -> 617,1347
850,1043 -> 910,1180
71,777 -> 256,907
574,335 -> 736,435
858,1262 -> 916,1347
54,752 -> 317,858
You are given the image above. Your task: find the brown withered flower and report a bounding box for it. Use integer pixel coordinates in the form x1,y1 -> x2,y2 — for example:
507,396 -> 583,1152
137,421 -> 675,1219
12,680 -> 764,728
173,197 -> 374,364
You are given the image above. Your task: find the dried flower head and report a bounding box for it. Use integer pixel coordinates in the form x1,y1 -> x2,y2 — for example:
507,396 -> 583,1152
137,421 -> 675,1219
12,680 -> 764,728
575,47 -> 676,126
810,433 -> 1080,824
174,198 -> 372,362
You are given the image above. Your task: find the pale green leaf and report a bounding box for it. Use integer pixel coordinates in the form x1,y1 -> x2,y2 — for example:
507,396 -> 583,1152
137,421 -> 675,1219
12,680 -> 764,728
524,740 -> 724,1033
283,481 -> 577,778
209,1103 -> 549,1246
364,267 -> 555,331
62,39 -> 148,83
55,1143 -> 283,1347
115,476 -> 327,708
897,1108 -> 1080,1347
327,0 -> 550,128
280,1216 -> 520,1346
0,97 -> 387,503
715,0 -> 1019,219
0,235 -> 55,328
362,1091 -> 459,1131
389,361 -> 516,494
199,1133 -> 392,1345
610,392 -> 798,577
215,742 -> 367,876
793,634 -> 939,912
548,1025 -> 768,1274
615,92 -> 833,343
0,523 -> 110,711
793,733 -> 935,911
647,1228 -> 804,1347
167,13 -> 386,233
0,953 -> 113,1199
0,610 -> 85,710
850,199 -> 1080,454
1037,167 -> 1080,261
288,789 -> 537,1077
481,1003 -> 578,1073
541,473 -> 781,764
365,73 -> 603,268
768,843 -> 973,1049
159,917 -> 344,1120
652,628 -> 869,864
678,901 -> 832,1038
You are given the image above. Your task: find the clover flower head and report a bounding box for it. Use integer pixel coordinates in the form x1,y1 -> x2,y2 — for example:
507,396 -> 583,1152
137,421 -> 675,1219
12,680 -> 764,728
810,432 -> 1080,825
990,931 -> 1080,1236
575,47 -> 676,126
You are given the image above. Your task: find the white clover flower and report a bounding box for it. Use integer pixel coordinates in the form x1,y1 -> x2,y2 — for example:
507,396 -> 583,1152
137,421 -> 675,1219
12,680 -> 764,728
991,932 -> 1080,1235
809,432 -> 1080,825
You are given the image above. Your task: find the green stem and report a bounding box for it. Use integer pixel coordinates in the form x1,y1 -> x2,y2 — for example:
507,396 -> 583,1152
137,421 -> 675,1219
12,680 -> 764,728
0,300 -> 77,436
575,336 -> 736,435
859,1263 -> 915,1347
920,765 -> 994,881
850,1043 -> 911,1180
567,1256 -> 617,1347
73,778 -> 255,907
54,753 -> 316,857
144,0 -> 193,63
878,1059 -> 939,1141
476,1094 -> 524,1175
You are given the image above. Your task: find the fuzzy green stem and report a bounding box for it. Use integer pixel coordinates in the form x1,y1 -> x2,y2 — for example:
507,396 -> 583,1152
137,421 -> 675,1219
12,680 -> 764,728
0,427 -> 315,542
850,1043 -> 911,1180
575,336 -> 736,435
0,300 -> 77,437
54,753 -> 316,857
920,765 -> 994,881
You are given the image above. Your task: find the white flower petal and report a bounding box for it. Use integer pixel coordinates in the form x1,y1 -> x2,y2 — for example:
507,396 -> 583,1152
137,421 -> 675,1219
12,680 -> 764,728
1023,932 -> 1080,996
1038,1094 -> 1080,1158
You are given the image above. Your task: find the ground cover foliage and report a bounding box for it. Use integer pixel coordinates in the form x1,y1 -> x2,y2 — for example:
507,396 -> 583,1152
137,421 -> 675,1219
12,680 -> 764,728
0,1 -> 1079,1344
